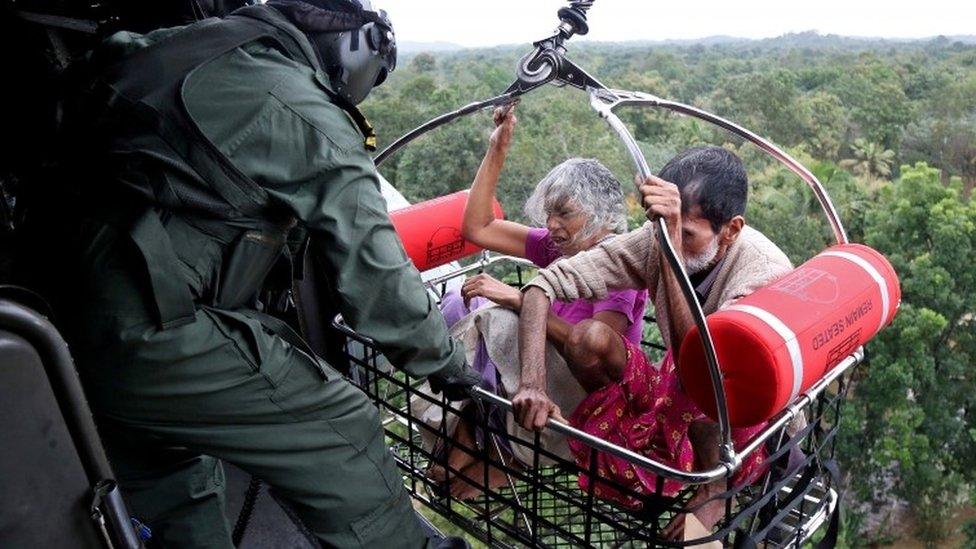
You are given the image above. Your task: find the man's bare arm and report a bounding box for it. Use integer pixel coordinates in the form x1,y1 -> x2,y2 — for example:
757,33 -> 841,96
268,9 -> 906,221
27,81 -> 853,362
513,286 -> 562,430
519,287 -> 549,389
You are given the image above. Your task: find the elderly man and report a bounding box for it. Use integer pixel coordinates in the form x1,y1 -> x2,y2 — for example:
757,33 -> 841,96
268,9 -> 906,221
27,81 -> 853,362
514,146 -> 793,534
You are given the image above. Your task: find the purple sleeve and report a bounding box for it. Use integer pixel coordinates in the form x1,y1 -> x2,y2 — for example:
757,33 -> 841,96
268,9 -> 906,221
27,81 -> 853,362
593,289 -> 648,345
592,289 -> 643,323
523,228 -> 561,268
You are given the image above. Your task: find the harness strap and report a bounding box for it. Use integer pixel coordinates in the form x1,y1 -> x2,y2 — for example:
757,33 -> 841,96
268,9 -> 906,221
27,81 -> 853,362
129,209 -> 197,329
731,450 -> 842,547
814,459 -> 842,549
98,17 -> 277,217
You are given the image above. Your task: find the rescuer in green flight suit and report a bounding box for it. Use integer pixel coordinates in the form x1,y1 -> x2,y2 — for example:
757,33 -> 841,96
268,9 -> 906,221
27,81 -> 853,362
56,1 -> 479,547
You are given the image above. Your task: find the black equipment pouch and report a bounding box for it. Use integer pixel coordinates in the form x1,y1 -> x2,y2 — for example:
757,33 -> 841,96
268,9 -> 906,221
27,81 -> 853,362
215,230 -> 288,310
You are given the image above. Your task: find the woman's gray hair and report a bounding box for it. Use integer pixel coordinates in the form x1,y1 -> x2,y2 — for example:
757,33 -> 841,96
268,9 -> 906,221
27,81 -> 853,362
524,158 -> 628,240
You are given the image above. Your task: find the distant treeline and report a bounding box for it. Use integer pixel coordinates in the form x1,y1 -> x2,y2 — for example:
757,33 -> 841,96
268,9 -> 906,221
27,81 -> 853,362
362,35 -> 976,547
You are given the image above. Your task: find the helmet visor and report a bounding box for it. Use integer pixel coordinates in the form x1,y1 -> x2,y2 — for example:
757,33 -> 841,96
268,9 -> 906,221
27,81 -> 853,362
373,9 -> 397,72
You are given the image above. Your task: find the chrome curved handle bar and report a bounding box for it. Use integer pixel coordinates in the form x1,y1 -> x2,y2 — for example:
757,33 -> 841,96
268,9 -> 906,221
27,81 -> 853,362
375,2 -> 606,168
374,92 -> 517,167
373,55 -> 607,168
470,386 -> 732,483
587,89 -> 736,464
592,88 -> 849,245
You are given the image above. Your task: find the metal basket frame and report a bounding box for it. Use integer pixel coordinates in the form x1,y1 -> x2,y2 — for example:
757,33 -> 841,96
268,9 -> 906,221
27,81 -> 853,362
335,255 -> 858,547
339,3 -> 864,543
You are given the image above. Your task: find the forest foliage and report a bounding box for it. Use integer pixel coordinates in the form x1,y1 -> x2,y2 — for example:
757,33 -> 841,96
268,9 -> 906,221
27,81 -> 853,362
361,33 -> 976,546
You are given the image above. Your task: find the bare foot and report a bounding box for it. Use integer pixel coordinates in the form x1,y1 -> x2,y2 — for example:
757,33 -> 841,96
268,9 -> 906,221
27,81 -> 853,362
426,447 -> 478,486
662,419 -> 725,539
448,452 -> 522,500
426,418 -> 481,484
427,463 -> 447,483
661,485 -> 724,541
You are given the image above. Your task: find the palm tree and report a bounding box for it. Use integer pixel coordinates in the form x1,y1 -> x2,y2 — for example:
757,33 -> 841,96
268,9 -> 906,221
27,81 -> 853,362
840,138 -> 896,178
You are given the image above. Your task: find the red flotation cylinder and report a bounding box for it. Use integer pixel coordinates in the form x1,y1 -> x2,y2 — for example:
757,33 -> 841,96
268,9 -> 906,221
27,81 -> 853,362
389,190 -> 504,272
678,243 -> 900,427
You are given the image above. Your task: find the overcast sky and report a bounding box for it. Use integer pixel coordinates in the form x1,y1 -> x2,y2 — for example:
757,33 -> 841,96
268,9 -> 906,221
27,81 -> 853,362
379,0 -> 975,47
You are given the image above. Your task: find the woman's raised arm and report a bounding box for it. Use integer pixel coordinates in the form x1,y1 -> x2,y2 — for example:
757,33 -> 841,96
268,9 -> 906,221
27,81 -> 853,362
461,104 -> 531,257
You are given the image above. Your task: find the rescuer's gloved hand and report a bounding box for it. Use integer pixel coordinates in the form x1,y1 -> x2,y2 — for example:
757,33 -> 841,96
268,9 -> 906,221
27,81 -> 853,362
428,362 -> 481,401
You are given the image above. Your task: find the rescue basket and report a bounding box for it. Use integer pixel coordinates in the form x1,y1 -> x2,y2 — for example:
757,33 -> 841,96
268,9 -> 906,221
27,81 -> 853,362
334,254 -> 857,547
330,2 -> 890,545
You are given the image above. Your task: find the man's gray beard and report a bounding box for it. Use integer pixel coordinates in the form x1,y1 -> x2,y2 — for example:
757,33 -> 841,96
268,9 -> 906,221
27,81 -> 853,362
684,236 -> 720,275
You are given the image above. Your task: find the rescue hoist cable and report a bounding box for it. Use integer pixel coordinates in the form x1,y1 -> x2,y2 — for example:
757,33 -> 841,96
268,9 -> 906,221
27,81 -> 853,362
373,0 -> 605,166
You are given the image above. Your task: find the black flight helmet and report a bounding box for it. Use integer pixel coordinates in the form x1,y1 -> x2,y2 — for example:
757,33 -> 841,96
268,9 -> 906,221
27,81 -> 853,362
271,0 -> 397,104
313,0 -> 396,104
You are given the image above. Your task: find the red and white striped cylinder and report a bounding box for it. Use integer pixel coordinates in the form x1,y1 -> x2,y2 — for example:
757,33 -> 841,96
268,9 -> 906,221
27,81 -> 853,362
678,243 -> 900,427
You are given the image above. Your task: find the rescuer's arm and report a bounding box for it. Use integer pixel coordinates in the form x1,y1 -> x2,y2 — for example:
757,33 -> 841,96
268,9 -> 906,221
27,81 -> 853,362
461,104 -> 530,257
216,75 -> 477,394
306,160 -> 470,381
264,132 -> 472,388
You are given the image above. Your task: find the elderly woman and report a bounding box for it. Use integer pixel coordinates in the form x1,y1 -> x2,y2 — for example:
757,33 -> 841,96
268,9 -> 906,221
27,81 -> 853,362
427,105 -> 648,498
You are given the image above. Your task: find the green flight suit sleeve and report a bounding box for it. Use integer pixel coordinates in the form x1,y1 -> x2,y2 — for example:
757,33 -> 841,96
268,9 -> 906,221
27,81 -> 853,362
279,149 -> 467,379
185,42 -> 466,378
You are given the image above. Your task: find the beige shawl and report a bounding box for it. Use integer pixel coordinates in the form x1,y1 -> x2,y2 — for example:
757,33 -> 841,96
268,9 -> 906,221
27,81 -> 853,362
411,305 -> 585,467
526,223 -> 793,346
